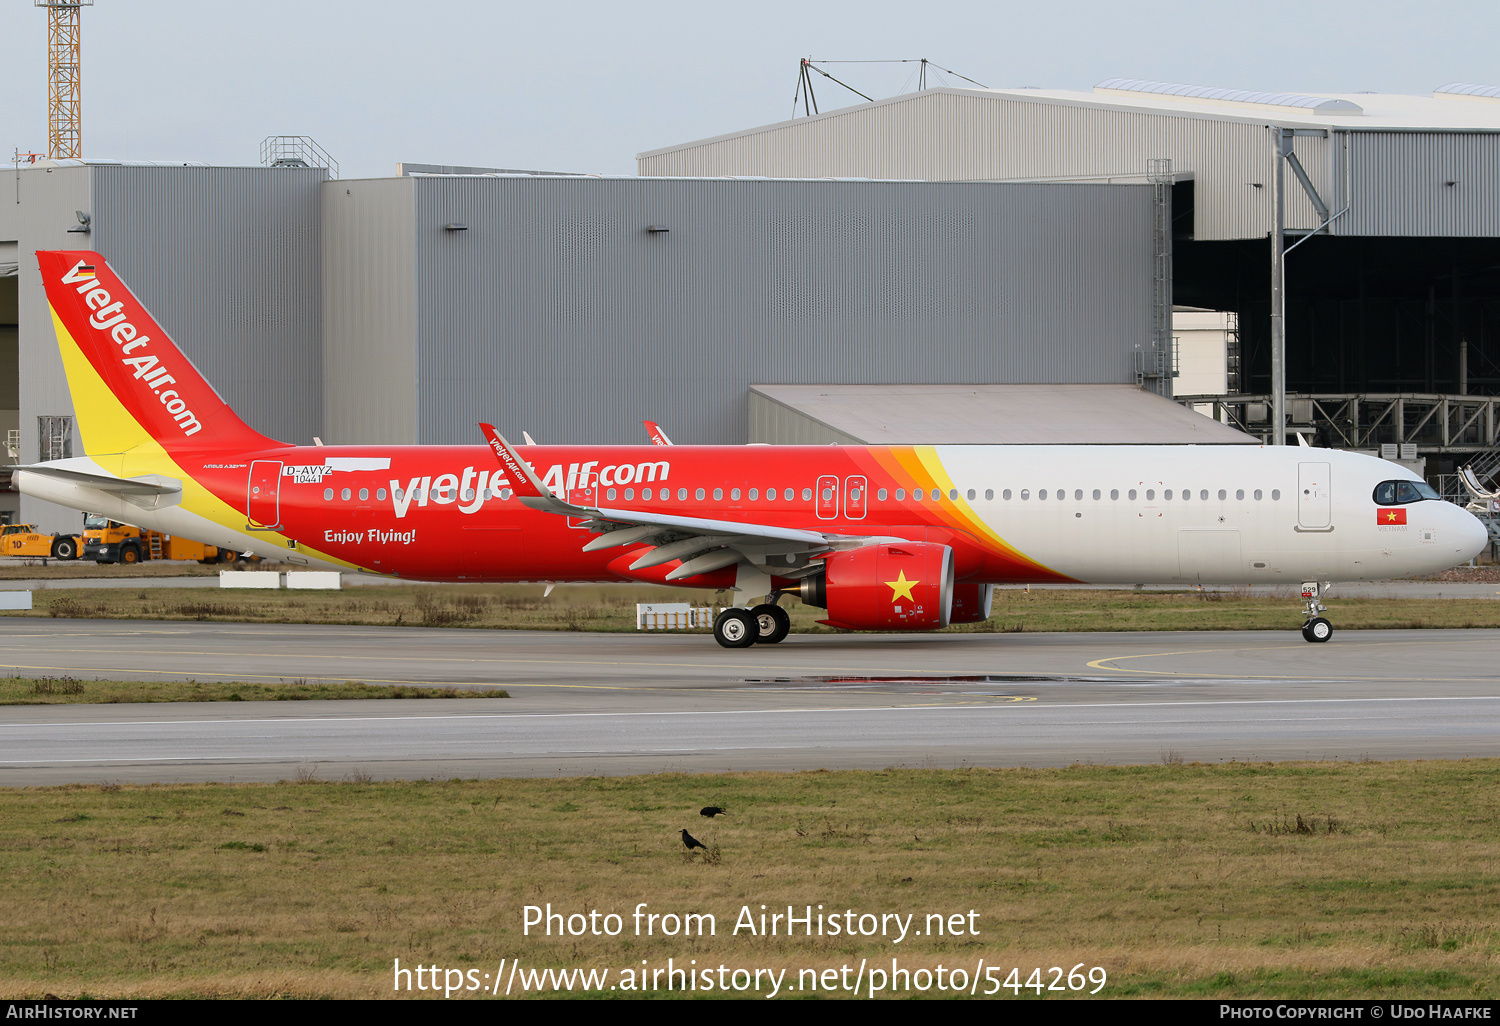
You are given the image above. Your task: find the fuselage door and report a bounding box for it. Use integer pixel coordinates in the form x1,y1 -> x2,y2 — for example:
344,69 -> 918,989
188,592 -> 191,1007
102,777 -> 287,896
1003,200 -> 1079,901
844,476 -> 868,520
247,461 -> 283,530
1298,462 -> 1331,529
816,475 -> 839,520
566,482 -> 597,529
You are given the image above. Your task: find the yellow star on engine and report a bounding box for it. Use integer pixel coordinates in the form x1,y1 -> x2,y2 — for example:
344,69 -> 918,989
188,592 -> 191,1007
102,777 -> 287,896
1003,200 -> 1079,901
886,570 -> 919,603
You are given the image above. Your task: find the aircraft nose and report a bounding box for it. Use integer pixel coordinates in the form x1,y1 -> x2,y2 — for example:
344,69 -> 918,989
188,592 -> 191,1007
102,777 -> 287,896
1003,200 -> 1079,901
1452,504 -> 1491,562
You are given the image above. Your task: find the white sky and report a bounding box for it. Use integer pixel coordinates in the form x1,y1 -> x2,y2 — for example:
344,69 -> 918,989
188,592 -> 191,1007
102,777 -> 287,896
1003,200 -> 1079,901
1,0 -> 1498,180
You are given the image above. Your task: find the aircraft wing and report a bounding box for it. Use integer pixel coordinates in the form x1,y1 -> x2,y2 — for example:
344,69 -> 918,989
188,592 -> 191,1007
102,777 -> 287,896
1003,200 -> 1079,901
479,424 -> 873,580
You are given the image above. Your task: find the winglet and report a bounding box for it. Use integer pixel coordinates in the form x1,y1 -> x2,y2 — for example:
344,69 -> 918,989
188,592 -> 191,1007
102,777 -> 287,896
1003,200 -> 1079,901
644,420 -> 674,446
478,423 -> 549,499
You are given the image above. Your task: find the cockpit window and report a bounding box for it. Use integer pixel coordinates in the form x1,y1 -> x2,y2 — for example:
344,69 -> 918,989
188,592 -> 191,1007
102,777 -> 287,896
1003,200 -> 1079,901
1372,479 -> 1440,505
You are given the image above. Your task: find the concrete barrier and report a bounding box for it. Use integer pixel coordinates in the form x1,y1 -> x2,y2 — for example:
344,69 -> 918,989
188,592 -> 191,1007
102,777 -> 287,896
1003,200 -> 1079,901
286,572 -> 342,590
0,591 -> 33,610
219,571 -> 281,589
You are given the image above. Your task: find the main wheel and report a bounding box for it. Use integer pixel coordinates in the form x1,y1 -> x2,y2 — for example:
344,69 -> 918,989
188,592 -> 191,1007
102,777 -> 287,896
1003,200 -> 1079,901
1301,617 -> 1333,643
51,537 -> 78,560
119,545 -> 141,565
218,549 -> 239,564
713,608 -> 757,649
750,604 -> 791,644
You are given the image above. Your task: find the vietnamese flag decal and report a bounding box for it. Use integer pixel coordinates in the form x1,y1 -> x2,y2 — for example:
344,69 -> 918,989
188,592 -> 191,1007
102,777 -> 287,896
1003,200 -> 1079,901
1377,508 -> 1407,525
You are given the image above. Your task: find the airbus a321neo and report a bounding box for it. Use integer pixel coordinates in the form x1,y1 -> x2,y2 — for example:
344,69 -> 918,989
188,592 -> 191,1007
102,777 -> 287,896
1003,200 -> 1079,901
16,251 -> 1489,648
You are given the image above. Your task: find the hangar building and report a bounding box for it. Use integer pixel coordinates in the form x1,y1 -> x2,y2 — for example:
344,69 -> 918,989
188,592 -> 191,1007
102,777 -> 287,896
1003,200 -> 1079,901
2,159 -> 1169,528
639,79 -> 1500,474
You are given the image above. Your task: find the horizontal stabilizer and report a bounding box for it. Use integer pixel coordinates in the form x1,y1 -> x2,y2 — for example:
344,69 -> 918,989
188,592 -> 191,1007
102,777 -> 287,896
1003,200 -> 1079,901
12,464 -> 182,510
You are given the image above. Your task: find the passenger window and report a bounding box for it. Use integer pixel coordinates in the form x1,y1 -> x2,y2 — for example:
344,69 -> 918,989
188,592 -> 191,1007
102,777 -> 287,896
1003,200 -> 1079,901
500,488 -> 513,500
341,488 -> 351,501
1110,489 -> 1118,500
625,488 -> 635,500
1001,489 -> 1011,500
642,487 -> 654,500
1201,490 -> 1210,501
932,489 -> 942,501
679,488 -> 689,501
1039,489 -> 1048,500
785,488 -> 795,501
878,488 -> 888,501
607,488 -> 617,501
1128,489 -> 1136,500
765,488 -> 775,501
950,489 -> 959,501
1020,489 -> 1029,500
1254,489 -> 1262,500
1217,489 -> 1226,500
1074,489 -> 1083,501
1164,490 -> 1172,500
984,489 -> 993,500
1146,489 -> 1154,500
1271,489 -> 1281,500
822,488 -> 833,501
801,488 -> 812,502
729,488 -> 739,500
967,489 -> 976,500
914,489 -> 924,502
748,488 -> 757,500
1236,489 -> 1244,500
1092,489 -> 1101,500
324,488 -> 333,501
377,488 -> 387,501
713,488 -> 723,501
895,488 -> 904,500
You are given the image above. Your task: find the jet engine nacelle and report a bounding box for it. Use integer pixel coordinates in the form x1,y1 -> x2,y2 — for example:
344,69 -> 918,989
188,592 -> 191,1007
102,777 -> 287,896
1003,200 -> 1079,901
800,542 -> 954,630
948,581 -> 994,624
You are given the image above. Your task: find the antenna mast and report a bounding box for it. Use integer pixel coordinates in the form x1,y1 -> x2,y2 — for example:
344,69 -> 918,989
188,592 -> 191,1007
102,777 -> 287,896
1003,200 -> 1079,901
36,0 -> 93,159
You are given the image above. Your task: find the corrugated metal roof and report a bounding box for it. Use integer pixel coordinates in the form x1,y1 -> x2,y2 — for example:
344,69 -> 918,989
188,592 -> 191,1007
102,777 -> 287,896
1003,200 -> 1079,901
1095,78 -> 1363,115
750,384 -> 1257,445
1435,83 -> 1500,100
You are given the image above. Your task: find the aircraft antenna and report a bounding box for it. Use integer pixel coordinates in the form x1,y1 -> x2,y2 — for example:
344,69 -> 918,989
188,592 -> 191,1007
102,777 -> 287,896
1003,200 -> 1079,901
36,0 -> 93,159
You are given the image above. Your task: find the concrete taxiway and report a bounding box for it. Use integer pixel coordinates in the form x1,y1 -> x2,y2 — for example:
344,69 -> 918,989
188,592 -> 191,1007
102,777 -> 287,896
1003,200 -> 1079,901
1,617 -> 1497,784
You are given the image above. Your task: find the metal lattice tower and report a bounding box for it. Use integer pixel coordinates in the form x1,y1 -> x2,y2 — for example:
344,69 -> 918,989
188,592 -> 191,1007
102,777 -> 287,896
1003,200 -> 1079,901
36,0 -> 93,160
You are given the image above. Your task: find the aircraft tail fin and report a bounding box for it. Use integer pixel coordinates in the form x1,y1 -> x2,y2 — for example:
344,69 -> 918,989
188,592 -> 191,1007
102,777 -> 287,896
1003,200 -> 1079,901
36,250 -> 281,457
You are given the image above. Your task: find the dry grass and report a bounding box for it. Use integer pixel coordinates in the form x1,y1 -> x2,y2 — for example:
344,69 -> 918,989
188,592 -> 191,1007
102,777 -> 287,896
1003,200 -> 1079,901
0,676 -> 508,705
5,583 -> 1500,635
2,761 -> 1498,999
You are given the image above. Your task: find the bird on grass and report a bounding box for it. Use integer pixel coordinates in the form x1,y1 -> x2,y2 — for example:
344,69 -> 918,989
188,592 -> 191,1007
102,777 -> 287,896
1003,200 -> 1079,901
700,806 -> 728,818
681,828 -> 707,851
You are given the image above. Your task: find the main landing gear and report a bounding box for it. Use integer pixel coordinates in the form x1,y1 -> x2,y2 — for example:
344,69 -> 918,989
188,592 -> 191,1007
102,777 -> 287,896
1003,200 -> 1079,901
712,600 -> 791,649
1300,581 -> 1333,643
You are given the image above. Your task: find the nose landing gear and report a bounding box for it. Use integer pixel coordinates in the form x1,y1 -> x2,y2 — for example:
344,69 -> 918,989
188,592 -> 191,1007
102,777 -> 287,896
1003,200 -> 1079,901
1300,581 -> 1333,642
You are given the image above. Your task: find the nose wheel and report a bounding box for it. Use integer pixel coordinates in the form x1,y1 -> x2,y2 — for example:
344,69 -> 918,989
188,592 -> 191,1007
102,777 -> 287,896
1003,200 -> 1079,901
1301,617 -> 1333,643
1299,581 -> 1333,642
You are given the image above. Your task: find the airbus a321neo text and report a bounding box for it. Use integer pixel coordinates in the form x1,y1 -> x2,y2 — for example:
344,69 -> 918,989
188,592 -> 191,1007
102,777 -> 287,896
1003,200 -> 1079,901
16,251 -> 1488,648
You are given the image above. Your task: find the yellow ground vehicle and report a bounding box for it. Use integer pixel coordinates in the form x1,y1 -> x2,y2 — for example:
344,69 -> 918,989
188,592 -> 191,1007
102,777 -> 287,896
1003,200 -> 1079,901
1,523 -> 82,560
81,515 -> 239,565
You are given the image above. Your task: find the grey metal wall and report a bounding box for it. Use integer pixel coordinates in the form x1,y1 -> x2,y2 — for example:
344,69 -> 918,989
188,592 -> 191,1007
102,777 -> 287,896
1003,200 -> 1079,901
321,177 -> 417,445
397,174 -> 1154,445
92,165 -> 325,445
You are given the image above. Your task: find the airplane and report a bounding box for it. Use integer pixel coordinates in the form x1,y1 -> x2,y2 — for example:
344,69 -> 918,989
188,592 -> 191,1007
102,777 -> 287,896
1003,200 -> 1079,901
14,250 -> 1491,649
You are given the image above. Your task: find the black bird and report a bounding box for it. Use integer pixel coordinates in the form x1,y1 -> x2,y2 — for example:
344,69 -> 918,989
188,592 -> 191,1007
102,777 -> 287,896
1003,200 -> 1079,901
700,806 -> 728,818
681,828 -> 707,850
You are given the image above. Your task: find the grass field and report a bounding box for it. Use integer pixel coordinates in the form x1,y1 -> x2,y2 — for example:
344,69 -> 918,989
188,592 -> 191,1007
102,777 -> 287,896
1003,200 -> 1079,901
2,762 -> 1497,1000
3,581 -> 1498,634
0,676 -> 507,705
